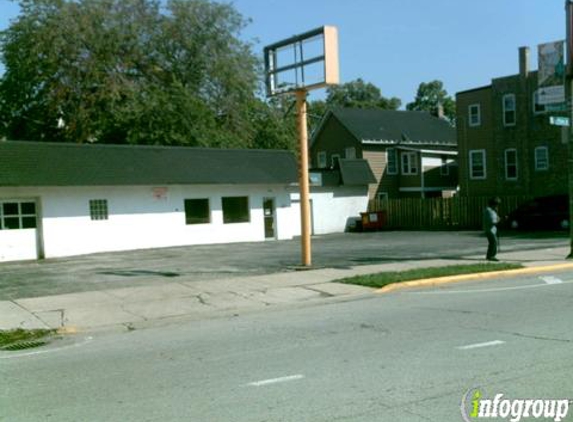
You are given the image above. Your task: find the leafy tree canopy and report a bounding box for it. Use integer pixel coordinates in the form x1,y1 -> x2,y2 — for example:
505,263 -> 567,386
406,80 -> 455,122
324,78 -> 401,110
0,0 -> 293,148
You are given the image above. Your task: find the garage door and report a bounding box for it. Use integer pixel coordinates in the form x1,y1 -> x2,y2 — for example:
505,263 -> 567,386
0,200 -> 40,262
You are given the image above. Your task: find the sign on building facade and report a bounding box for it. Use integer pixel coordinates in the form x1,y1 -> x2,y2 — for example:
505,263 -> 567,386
538,40 -> 566,105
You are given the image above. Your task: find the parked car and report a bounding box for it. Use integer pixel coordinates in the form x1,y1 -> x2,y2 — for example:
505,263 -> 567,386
503,195 -> 570,231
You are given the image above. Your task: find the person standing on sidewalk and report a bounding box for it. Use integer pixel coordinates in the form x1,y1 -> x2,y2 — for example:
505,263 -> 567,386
483,197 -> 501,261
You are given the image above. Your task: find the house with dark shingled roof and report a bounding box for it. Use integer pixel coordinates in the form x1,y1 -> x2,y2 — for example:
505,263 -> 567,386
310,108 -> 458,202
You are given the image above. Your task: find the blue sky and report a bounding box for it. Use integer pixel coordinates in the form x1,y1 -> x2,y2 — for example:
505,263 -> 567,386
0,0 -> 567,106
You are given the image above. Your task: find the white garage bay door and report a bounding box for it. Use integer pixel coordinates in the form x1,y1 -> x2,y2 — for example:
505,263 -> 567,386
0,200 -> 40,262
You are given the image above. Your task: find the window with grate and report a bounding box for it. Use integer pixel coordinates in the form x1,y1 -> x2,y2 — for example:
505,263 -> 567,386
89,199 -> 108,221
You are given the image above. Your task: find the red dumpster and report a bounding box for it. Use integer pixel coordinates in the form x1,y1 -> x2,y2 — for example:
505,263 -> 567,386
360,211 -> 387,231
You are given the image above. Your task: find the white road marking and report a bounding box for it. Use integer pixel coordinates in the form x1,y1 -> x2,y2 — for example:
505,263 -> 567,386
246,374 -> 305,387
0,336 -> 93,360
540,276 -> 563,285
457,340 -> 505,350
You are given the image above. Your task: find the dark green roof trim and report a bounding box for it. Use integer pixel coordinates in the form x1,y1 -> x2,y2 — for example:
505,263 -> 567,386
0,141 -> 298,187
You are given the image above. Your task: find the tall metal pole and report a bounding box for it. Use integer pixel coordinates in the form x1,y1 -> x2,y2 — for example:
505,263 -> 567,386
296,89 -> 312,266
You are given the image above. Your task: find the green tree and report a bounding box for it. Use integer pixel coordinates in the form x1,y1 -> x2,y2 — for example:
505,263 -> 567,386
406,80 -> 456,122
324,78 -> 401,110
0,0 -> 260,146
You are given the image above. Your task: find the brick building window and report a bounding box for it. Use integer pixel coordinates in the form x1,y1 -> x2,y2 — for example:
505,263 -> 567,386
469,150 -> 486,179
535,146 -> 549,171
503,94 -> 516,126
504,149 -> 518,180
387,148 -> 398,175
468,104 -> 481,127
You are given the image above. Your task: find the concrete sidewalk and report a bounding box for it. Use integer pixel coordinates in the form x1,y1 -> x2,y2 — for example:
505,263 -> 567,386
2,246 -> 573,333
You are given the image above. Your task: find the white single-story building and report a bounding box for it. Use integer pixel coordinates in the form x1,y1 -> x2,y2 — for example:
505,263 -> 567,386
0,141 -> 301,262
0,141 -> 377,262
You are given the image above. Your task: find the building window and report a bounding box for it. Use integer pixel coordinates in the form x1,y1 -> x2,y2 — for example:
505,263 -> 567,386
503,94 -> 516,126
89,199 -> 108,221
331,154 -> 341,168
387,148 -> 398,175
440,157 -> 450,176
317,151 -> 327,168
468,104 -> 481,127
401,151 -> 418,175
505,149 -> 518,180
345,147 -> 356,159
184,198 -> 210,225
222,196 -> 250,224
469,150 -> 486,179
0,201 -> 37,230
535,146 -> 549,171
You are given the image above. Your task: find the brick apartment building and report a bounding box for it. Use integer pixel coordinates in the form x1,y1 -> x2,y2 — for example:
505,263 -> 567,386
456,46 -> 568,198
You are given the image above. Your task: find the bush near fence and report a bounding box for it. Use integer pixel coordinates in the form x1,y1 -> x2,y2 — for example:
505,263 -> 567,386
368,196 -> 532,230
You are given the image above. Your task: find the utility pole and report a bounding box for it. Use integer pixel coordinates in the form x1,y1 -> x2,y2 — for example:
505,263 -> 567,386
296,89 -> 312,266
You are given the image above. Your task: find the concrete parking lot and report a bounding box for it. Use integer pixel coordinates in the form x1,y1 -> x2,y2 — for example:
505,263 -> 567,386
0,230 -> 569,300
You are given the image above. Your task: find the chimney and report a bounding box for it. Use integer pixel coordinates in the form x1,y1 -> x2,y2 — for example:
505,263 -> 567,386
519,46 -> 530,78
431,102 -> 445,119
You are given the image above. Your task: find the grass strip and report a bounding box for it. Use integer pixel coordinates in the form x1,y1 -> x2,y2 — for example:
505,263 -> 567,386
337,263 -> 524,289
0,328 -> 56,350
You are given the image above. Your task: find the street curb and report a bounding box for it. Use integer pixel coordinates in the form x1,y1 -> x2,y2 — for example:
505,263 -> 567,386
375,262 -> 573,294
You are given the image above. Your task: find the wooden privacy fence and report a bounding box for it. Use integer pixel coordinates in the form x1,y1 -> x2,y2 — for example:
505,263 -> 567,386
368,196 -> 532,230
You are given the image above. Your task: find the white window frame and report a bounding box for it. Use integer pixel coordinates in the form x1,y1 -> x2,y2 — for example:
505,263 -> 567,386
317,151 -> 327,169
503,94 -> 516,126
345,147 -> 356,159
468,104 -> 481,127
386,148 -> 398,175
401,151 -> 418,175
535,146 -> 549,171
504,149 -> 518,180
0,201 -> 37,230
469,150 -> 486,180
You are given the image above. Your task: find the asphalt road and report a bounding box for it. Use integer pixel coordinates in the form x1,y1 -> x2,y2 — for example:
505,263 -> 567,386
2,269 -> 573,421
0,230 -> 568,299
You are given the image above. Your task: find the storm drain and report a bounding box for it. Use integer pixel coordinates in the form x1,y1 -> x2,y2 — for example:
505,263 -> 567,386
1,340 -> 49,351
